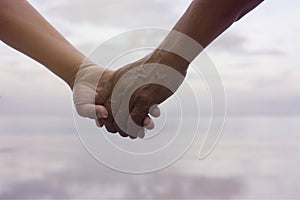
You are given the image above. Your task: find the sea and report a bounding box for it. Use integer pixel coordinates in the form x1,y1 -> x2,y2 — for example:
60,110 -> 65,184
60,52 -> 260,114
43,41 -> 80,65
0,116 -> 299,199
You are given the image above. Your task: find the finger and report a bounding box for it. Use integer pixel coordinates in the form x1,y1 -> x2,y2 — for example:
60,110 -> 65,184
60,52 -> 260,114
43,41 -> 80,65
149,105 -> 160,118
95,105 -> 108,118
143,116 -> 154,130
95,77 -> 114,106
112,99 -> 131,137
75,104 -> 108,119
126,126 -> 144,138
127,104 -> 149,137
102,115 -> 118,133
100,100 -> 118,134
96,119 -> 104,127
95,119 -> 100,127
130,104 -> 150,126
118,131 -> 128,138
129,135 -> 137,140
113,121 -> 129,138
95,119 -> 104,127
143,116 -> 151,126
97,70 -> 114,90
137,128 -> 145,139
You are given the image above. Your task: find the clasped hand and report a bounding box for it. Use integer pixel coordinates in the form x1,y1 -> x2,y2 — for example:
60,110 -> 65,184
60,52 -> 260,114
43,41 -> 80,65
73,52 -> 187,139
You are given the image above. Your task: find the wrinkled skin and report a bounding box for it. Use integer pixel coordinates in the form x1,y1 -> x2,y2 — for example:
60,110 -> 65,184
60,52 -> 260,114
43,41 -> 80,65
73,64 -> 160,139
95,52 -> 187,138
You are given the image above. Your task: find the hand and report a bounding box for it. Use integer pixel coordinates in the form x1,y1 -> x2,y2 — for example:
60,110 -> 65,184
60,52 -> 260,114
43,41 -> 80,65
72,64 -> 158,137
96,51 -> 188,138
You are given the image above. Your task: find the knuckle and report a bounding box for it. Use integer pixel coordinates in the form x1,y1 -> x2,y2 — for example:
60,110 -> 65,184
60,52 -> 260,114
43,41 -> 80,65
75,105 -> 87,118
105,124 -> 117,133
130,112 -> 146,127
95,93 -> 106,105
134,92 -> 150,105
119,131 -> 128,137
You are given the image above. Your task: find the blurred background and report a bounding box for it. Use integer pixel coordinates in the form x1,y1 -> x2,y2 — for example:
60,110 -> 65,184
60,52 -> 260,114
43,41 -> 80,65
0,0 -> 299,199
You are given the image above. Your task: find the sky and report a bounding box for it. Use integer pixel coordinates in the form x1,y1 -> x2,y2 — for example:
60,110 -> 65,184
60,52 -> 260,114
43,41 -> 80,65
1,0 -> 300,121
1,1 -> 300,198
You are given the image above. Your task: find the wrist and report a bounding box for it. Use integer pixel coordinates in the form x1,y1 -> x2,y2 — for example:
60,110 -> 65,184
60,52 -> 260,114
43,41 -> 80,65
148,49 -> 189,76
65,64 -> 81,90
71,62 -> 108,91
67,58 -> 100,90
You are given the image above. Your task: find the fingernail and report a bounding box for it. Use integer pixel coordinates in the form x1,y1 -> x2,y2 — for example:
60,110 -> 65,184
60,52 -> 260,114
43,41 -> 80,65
97,112 -> 108,118
97,106 -> 108,118
143,117 -> 151,126
137,129 -> 145,139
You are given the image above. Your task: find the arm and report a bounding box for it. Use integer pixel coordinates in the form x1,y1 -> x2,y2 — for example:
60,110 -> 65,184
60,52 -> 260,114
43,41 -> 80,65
0,0 -> 85,88
95,0 -> 264,138
0,0 -> 155,132
156,0 -> 264,73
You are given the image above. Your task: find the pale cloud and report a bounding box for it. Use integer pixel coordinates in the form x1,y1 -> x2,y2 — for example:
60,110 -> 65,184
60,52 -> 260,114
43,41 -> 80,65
30,0 -> 191,27
1,1 -> 299,198
209,31 -> 285,57
0,0 -> 300,121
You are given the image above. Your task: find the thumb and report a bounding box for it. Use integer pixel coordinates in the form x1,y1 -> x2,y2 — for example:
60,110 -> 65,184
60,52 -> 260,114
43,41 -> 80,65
75,104 -> 108,119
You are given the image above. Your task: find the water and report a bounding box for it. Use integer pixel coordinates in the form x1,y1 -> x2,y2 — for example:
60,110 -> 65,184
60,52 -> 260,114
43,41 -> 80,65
0,116 -> 299,199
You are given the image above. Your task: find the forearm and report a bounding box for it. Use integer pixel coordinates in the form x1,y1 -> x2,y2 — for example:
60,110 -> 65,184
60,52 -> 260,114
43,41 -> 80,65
154,0 -> 264,73
0,0 -> 86,88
